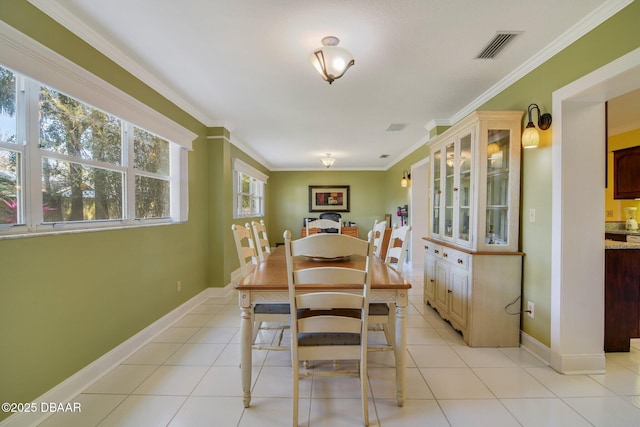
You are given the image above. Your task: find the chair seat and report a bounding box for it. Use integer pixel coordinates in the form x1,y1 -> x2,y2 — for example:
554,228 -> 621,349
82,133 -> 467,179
254,303 -> 290,314
369,303 -> 390,315
298,332 -> 361,346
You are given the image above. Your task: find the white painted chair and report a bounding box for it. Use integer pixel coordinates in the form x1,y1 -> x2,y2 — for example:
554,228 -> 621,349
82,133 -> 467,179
251,219 -> 271,262
367,220 -> 396,354
370,219 -> 388,258
231,223 -> 259,274
306,218 -> 342,235
231,223 -> 289,350
384,225 -> 412,274
284,230 -> 373,426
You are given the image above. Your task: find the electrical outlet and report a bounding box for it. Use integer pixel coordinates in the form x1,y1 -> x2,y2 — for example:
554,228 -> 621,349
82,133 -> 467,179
176,280 -> 182,292
606,210 -> 614,218
527,301 -> 534,318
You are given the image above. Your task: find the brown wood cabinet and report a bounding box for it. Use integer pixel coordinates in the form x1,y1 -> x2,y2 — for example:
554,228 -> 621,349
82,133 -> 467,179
605,233 -> 627,242
604,248 -> 640,351
300,226 -> 358,239
614,146 -> 640,199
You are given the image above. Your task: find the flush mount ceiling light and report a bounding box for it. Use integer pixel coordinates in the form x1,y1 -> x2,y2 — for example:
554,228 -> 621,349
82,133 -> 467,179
522,103 -> 552,149
310,36 -> 354,84
320,153 -> 336,168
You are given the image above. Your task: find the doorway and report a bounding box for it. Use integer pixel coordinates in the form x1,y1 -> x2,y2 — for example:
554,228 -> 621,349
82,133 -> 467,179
409,158 -> 430,269
550,47 -> 640,374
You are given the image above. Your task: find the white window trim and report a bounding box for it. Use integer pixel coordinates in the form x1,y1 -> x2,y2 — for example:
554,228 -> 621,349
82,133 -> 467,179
233,158 -> 269,183
0,21 -> 197,150
233,158 -> 268,219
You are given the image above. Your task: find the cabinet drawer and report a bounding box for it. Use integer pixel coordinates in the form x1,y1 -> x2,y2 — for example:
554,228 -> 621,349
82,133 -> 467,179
441,247 -> 469,270
424,242 -> 443,259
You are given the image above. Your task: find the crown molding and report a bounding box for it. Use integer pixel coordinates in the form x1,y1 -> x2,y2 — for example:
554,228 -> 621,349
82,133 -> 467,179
27,0 -> 216,127
448,0 -> 634,125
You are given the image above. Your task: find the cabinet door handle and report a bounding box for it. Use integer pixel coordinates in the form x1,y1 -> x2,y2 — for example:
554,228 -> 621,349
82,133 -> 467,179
457,259 -> 463,264
443,252 -> 448,258
425,245 -> 429,250
447,289 -> 452,293
430,279 -> 435,283
434,249 -> 439,254
453,187 -> 459,192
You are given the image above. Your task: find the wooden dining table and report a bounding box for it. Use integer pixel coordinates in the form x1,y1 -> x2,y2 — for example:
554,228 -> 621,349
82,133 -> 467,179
235,244 -> 412,408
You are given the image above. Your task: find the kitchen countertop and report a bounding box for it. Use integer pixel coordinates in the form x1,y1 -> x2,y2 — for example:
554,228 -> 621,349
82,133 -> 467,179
605,240 -> 640,249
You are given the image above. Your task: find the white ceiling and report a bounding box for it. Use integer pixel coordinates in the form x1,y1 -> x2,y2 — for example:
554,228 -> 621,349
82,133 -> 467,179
30,0 -> 627,170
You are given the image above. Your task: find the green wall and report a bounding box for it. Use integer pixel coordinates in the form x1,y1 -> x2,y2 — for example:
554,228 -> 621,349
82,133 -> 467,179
268,170 -> 389,244
2,0 -> 640,421
0,0 -> 213,418
477,0 -> 640,346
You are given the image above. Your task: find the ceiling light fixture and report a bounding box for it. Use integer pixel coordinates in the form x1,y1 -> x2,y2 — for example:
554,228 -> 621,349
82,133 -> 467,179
310,36 -> 354,84
522,104 -> 552,149
320,153 -> 336,168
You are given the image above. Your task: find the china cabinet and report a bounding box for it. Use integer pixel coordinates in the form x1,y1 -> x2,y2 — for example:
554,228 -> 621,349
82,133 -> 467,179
424,111 -> 524,347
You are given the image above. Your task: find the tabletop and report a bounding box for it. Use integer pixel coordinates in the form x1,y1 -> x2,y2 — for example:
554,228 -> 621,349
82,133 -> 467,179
235,245 -> 411,290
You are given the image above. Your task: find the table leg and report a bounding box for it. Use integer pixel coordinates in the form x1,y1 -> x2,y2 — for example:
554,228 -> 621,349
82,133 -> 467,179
395,298 -> 407,407
239,293 -> 253,408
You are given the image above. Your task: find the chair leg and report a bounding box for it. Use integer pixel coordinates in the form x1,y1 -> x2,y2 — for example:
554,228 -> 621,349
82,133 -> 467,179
361,357 -> 369,426
292,361 -> 299,427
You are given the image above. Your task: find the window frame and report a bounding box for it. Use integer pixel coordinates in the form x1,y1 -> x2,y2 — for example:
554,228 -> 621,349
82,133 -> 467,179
0,23 -> 195,236
233,158 -> 268,219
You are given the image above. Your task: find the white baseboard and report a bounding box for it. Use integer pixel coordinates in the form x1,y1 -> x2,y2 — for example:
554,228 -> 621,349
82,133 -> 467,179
520,331 -> 551,366
520,331 -> 606,375
0,286 -> 235,427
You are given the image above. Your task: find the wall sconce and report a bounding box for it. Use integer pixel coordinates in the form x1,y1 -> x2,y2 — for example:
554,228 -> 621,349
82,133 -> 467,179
310,36 -> 355,84
400,169 -> 411,187
320,153 -> 336,168
522,103 -> 552,149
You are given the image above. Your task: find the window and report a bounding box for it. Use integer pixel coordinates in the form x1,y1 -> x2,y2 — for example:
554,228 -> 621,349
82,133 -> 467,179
233,159 -> 268,218
0,63 -> 186,234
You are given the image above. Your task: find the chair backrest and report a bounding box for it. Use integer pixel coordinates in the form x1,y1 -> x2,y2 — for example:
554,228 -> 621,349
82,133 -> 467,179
283,230 -> 373,347
384,225 -> 412,274
251,220 -> 271,262
231,223 -> 259,275
306,218 -> 342,235
371,219 -> 388,258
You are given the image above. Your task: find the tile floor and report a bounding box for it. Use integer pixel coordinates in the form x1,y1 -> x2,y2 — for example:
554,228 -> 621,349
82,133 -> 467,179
39,267 -> 640,426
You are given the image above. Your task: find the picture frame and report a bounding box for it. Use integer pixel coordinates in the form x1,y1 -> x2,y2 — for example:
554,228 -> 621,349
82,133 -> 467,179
308,185 -> 350,212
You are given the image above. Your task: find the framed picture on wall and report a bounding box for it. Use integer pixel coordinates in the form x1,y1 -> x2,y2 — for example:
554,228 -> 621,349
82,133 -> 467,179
308,185 -> 350,212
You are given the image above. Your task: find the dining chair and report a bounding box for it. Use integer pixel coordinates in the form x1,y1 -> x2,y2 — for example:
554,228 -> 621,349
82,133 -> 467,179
367,220 -> 396,354
370,219 -> 388,258
251,219 -> 271,262
305,218 -> 342,235
231,224 -> 289,350
283,230 -> 373,426
384,224 -> 412,274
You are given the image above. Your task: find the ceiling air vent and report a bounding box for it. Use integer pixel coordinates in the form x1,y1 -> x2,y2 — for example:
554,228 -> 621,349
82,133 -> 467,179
386,123 -> 408,132
379,154 -> 390,159
475,32 -> 521,59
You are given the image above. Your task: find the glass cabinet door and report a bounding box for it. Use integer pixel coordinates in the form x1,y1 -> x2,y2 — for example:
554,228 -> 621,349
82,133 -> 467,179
457,133 -> 472,243
444,142 -> 455,238
432,148 -> 441,235
486,129 -> 511,246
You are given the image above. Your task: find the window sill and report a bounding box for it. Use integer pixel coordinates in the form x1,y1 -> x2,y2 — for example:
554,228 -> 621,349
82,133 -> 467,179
0,220 -> 184,241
